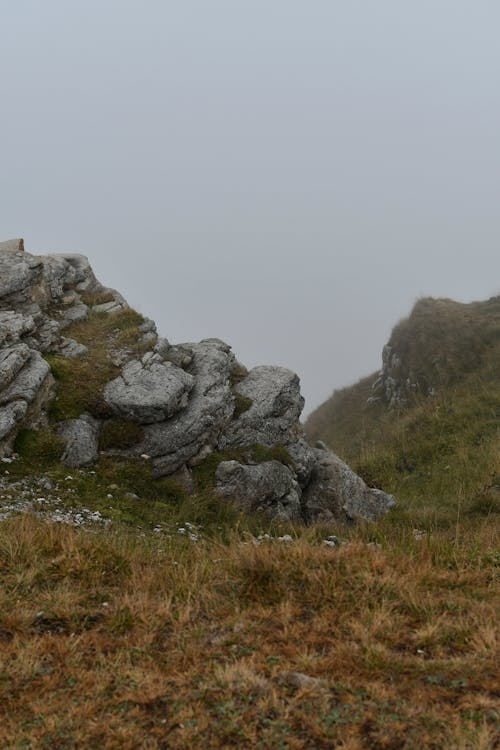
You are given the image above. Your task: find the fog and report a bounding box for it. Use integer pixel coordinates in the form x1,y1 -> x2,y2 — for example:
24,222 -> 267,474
1,1 -> 499,413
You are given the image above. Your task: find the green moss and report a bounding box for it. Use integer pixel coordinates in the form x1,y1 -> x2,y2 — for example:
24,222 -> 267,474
229,363 -> 249,386
46,353 -> 118,421
45,308 -> 149,423
233,393 -> 253,418
250,443 -> 294,468
14,429 -> 65,472
99,420 -> 145,451
192,450 -> 245,491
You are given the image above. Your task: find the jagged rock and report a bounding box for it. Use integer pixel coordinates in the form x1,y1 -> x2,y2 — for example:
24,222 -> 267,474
303,449 -> 396,523
57,414 -> 100,468
0,352 -> 51,407
0,250 -> 40,300
0,401 -> 28,441
0,352 -> 54,455
220,366 -> 304,449
0,345 -> 32,390
60,303 -> 89,328
215,460 -> 302,520
103,358 -> 194,423
93,300 -> 123,314
0,312 -> 36,346
140,339 -> 236,476
0,238 -> 396,525
58,338 -> 88,359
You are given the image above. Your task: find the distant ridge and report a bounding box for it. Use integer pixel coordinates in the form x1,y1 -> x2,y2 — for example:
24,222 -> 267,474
306,295 -> 500,523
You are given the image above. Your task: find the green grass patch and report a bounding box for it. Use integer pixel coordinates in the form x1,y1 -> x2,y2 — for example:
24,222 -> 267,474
233,393 -> 253,418
99,419 -> 145,451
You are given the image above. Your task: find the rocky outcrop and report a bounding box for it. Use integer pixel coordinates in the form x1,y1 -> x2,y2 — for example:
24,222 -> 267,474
57,414 -> 100,468
215,460 -> 302,520
303,447 -> 396,523
0,238 -> 396,525
103,356 -> 194,423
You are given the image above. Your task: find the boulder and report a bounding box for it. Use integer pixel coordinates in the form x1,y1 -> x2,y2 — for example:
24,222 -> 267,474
58,338 -> 88,359
140,339 -> 236,476
0,344 -> 32,390
215,459 -> 302,520
220,366 -> 305,449
0,238 -> 396,526
57,414 -> 100,468
103,358 -> 194,423
303,448 -> 396,523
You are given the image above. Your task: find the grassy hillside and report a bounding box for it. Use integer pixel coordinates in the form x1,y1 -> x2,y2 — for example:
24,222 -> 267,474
306,296 -> 500,527
0,515 -> 498,749
1,300 -> 498,748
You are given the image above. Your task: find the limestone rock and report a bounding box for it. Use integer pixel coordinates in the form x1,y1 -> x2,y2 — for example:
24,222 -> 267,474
303,449 -> 396,523
57,414 -> 100,468
0,344 -> 32,390
103,358 -> 194,423
220,366 -> 304,449
0,237 -> 396,526
0,401 -> 28,441
140,339 -> 236,476
58,338 -> 88,359
0,352 -> 51,407
215,460 -> 301,520
0,312 -> 36,346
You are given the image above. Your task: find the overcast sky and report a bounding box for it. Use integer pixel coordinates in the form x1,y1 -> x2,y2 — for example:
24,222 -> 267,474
1,1 -> 499,414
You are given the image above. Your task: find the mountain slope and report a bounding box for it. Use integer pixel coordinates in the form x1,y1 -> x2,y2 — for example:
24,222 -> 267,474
306,296 -> 500,525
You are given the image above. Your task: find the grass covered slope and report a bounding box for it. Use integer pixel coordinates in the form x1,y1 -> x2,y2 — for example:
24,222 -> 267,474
1,295 -> 499,748
306,296 -> 500,526
0,515 -> 498,749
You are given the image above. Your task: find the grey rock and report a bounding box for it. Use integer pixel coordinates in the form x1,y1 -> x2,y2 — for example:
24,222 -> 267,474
285,436 -> 318,487
0,345 -> 32,390
103,359 -> 194,423
0,238 -> 396,527
52,253 -> 102,291
140,339 -> 236,476
0,312 -> 36,346
303,449 -> 396,523
139,331 -> 157,348
215,460 -> 301,520
60,303 -> 88,328
58,338 -> 88,359
220,366 -> 304,450
0,401 -> 28,441
57,414 -> 100,468
0,352 -> 51,407
160,343 -> 193,369
139,318 -> 157,334
92,300 -> 124,314
0,251 -> 38,299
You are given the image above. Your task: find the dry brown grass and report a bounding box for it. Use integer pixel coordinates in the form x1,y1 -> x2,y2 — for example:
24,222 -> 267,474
0,515 -> 498,749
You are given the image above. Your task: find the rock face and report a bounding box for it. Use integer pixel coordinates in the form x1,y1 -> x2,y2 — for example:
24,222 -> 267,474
0,238 -> 396,524
215,460 -> 302,520
103,357 -> 194,423
57,414 -> 100,468
303,447 -> 396,523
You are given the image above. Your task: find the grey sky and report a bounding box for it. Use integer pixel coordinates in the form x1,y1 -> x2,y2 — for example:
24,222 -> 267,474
1,1 -> 499,413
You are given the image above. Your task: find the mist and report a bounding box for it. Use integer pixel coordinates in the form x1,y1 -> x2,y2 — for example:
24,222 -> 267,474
1,0 -> 499,413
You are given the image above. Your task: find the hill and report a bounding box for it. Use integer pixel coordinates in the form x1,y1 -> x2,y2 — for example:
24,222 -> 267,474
0,238 -> 394,528
1,244 -> 498,749
306,296 -> 500,526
